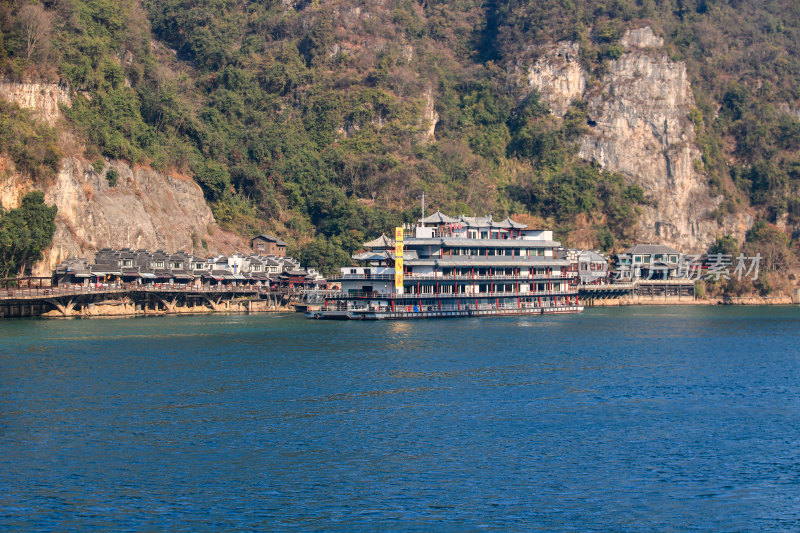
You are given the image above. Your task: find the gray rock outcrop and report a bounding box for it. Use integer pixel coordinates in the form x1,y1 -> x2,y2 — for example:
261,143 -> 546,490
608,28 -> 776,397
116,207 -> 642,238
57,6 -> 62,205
3,157 -> 247,274
522,41 -> 585,118
521,27 -> 749,251
0,80 -> 248,274
0,80 -> 71,125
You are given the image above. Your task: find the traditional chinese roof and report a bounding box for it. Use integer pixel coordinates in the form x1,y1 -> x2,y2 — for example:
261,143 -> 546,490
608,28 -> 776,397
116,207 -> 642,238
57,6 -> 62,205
459,215 -> 494,227
420,210 -> 459,224
496,217 -> 528,229
363,234 -> 395,249
352,251 -> 390,261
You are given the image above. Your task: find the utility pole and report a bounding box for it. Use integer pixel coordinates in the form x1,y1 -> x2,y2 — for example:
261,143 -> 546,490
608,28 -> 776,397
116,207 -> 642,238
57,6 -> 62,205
420,192 -> 425,222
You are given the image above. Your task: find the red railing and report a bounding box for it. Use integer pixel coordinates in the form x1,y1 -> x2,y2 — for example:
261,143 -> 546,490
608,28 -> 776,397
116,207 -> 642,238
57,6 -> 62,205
326,289 -> 577,300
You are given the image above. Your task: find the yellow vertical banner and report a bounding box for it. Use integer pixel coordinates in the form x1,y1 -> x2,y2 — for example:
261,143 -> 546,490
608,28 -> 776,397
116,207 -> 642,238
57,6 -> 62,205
394,227 -> 404,290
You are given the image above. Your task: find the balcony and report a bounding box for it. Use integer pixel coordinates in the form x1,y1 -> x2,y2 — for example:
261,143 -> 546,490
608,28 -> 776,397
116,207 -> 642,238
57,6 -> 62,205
326,289 -> 577,300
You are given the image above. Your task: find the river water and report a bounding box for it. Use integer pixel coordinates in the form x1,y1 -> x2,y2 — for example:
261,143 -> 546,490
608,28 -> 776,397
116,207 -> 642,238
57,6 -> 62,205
1,307 -> 799,531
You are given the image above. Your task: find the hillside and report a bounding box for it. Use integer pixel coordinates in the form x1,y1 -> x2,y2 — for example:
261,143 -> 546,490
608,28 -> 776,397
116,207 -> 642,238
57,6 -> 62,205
0,0 -> 799,288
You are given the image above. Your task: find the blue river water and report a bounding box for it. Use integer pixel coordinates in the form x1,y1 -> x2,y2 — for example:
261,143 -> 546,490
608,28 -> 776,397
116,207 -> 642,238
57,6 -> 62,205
1,306 -> 799,531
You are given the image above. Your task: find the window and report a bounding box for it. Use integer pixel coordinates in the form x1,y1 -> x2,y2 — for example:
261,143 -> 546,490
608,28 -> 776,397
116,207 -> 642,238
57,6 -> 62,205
122,259 -> 132,267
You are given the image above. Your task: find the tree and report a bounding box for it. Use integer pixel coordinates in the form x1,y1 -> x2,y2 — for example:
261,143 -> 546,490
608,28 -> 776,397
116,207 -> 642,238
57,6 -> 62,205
0,208 -> 31,279
18,3 -> 54,63
0,191 -> 57,278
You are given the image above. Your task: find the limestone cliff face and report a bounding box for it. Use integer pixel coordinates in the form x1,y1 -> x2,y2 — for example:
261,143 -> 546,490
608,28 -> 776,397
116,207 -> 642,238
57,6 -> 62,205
520,42 -> 585,118
418,86 -> 439,143
0,80 -> 71,125
0,80 -> 248,275
3,157 -> 248,275
521,27 -> 750,251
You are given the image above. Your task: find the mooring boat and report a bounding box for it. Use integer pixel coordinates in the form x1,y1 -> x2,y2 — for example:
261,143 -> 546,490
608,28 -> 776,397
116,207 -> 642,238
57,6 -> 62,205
307,211 -> 582,320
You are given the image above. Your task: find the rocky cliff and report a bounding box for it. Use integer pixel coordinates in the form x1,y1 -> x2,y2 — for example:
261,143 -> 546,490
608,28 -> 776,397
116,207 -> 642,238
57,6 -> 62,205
0,80 -> 71,125
0,81 -> 248,275
520,27 -> 751,251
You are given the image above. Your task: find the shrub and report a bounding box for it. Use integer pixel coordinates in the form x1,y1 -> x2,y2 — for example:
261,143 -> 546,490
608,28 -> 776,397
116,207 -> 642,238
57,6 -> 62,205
106,167 -> 120,187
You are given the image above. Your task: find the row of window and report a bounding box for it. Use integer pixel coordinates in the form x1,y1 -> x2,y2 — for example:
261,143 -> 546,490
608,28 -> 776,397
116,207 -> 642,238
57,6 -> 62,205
423,247 -> 546,257
404,283 -> 567,294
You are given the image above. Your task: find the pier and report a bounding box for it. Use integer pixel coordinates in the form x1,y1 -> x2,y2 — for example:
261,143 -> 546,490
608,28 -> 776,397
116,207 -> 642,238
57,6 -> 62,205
578,280 -> 696,305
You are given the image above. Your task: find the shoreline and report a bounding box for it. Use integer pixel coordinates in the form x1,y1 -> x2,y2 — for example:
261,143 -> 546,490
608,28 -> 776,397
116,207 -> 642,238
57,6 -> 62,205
4,300 -> 798,320
586,295 -> 797,307
1,294 -> 797,320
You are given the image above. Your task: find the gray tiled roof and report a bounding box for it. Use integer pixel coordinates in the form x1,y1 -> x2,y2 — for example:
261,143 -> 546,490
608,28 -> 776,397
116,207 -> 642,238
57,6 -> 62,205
420,210 -> 459,224
363,234 -> 395,249
458,215 -> 494,227
497,217 -> 528,229
578,250 -> 607,262
626,244 -> 681,255
352,251 -> 390,261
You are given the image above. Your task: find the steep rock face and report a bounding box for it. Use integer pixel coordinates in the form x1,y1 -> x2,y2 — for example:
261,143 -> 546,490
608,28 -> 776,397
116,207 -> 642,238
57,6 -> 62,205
521,42 -> 585,117
522,27 -> 749,251
418,86 -> 439,143
0,81 -> 71,125
0,80 -> 248,274
3,158 -> 248,274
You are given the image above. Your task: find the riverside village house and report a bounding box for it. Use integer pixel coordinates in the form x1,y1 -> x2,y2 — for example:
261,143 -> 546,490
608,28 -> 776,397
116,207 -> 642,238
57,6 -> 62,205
250,234 -> 287,257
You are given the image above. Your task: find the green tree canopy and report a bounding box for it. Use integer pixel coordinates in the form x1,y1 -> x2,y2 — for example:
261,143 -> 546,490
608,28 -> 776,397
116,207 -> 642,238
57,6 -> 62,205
0,192 -> 57,279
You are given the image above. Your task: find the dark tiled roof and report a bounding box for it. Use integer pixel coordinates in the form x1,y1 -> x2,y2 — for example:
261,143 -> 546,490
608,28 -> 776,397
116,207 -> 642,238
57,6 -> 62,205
252,234 -> 288,246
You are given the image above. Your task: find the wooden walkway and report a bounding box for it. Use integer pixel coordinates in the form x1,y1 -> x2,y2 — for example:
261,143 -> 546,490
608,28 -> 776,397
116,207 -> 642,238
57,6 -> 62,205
578,280 -> 695,304
0,283 -> 297,318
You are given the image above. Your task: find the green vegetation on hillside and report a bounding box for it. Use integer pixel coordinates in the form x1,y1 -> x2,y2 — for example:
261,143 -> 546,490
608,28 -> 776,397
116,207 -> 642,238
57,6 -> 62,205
0,0 -> 799,284
0,100 -> 61,184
